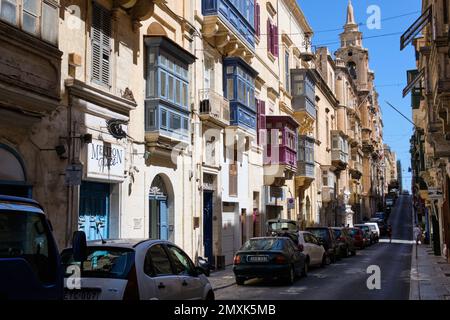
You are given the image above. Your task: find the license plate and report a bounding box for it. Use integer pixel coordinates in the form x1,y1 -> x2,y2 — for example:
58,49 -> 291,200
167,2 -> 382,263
64,288 -> 101,300
247,255 -> 268,263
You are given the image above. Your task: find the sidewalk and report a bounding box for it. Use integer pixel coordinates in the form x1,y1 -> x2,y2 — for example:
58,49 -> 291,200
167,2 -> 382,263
208,266 -> 235,291
410,244 -> 450,300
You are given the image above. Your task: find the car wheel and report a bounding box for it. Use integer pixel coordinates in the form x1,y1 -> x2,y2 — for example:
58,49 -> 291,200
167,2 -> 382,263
205,291 -> 215,300
301,260 -> 309,277
351,249 -> 356,256
236,277 -> 245,286
321,254 -> 329,267
285,265 -> 295,285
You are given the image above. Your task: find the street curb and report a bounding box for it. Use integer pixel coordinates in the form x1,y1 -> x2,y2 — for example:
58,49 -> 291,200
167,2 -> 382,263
213,282 -> 236,291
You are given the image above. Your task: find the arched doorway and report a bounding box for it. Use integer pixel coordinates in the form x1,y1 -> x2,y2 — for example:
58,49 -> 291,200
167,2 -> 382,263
149,175 -> 173,240
0,144 -> 31,198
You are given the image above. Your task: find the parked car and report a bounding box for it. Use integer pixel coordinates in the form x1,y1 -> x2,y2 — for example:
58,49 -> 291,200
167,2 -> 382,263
233,237 -> 307,285
331,227 -> 356,257
297,231 -> 328,267
364,223 -> 380,242
306,227 -> 340,263
62,239 -> 214,300
0,195 -> 65,300
354,224 -> 375,245
348,227 -> 366,249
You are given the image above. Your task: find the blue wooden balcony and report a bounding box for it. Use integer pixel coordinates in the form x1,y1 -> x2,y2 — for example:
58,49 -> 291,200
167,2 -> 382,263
223,57 -> 258,133
202,0 -> 255,46
202,0 -> 255,58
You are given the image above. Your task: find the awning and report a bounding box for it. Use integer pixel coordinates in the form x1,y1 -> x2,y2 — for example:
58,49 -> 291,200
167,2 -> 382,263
403,69 -> 425,97
400,6 -> 432,50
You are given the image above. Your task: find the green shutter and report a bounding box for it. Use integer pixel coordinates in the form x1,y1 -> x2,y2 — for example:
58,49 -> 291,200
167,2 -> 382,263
91,2 -> 111,86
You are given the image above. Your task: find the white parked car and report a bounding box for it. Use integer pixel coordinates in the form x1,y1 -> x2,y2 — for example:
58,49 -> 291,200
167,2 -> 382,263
297,231 -> 328,268
364,223 -> 380,238
61,239 -> 214,300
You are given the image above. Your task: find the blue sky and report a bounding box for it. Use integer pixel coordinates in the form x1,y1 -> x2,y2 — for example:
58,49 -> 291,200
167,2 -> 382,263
299,0 -> 421,190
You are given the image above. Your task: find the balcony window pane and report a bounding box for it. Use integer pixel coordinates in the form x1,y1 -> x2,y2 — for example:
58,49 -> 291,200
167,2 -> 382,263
23,0 -> 38,34
183,118 -> 189,133
147,70 -> 155,97
1,0 -> 17,25
168,76 -> 174,101
160,71 -> 166,97
161,109 -> 167,128
41,2 -> 58,44
182,83 -> 188,108
147,109 -> 155,128
170,114 -> 181,131
160,55 -> 166,67
227,78 -> 234,100
175,79 -> 181,105
238,80 -> 244,103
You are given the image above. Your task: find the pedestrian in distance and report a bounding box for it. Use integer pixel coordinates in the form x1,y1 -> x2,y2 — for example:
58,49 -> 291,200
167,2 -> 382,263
387,224 -> 392,243
413,224 -> 422,245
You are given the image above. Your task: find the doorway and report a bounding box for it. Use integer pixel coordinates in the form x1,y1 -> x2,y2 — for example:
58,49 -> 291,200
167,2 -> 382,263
149,175 -> 171,240
79,181 -> 110,240
203,191 -> 214,265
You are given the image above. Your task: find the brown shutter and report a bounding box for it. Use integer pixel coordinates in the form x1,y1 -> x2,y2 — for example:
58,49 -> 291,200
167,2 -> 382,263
267,19 -> 272,54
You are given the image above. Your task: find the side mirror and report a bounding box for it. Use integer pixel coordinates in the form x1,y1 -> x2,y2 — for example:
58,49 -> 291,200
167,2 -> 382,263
297,244 -> 304,252
196,257 -> 211,277
72,231 -> 88,262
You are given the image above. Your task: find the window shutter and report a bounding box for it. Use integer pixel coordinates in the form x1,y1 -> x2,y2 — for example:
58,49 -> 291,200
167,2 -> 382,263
267,19 -> 271,54
273,25 -> 279,57
255,3 -> 261,37
92,3 -> 111,87
257,100 -> 266,145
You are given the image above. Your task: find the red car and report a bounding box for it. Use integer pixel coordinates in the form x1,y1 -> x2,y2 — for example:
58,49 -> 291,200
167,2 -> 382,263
348,227 -> 367,249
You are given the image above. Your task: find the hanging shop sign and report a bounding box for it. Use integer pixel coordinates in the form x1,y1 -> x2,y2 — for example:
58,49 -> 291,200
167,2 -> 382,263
87,139 -> 125,182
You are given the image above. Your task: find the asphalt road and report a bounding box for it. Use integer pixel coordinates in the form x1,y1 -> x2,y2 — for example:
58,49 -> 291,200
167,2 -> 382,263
216,195 -> 413,300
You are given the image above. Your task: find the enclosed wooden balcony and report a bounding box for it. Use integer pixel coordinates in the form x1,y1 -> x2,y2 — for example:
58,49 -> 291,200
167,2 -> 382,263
199,89 -> 230,127
331,131 -> 349,171
295,135 -> 315,188
263,116 -> 299,186
291,69 -> 317,134
201,0 -> 255,61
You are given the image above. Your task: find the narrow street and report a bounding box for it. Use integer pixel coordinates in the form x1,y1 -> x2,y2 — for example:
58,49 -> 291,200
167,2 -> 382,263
216,195 -> 413,300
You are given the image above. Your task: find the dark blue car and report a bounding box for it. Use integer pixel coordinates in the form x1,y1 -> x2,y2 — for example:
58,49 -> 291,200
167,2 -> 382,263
233,237 -> 307,286
0,195 -> 63,300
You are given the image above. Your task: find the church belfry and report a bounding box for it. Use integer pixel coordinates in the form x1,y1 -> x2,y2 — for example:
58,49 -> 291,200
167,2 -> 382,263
335,0 -> 370,91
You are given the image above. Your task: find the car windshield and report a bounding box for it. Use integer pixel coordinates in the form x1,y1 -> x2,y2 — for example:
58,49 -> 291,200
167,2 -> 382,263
308,229 -> 329,240
268,222 -> 297,232
367,225 -> 376,231
61,247 -> 135,279
348,229 -> 359,236
0,210 -> 56,283
241,239 -> 285,251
